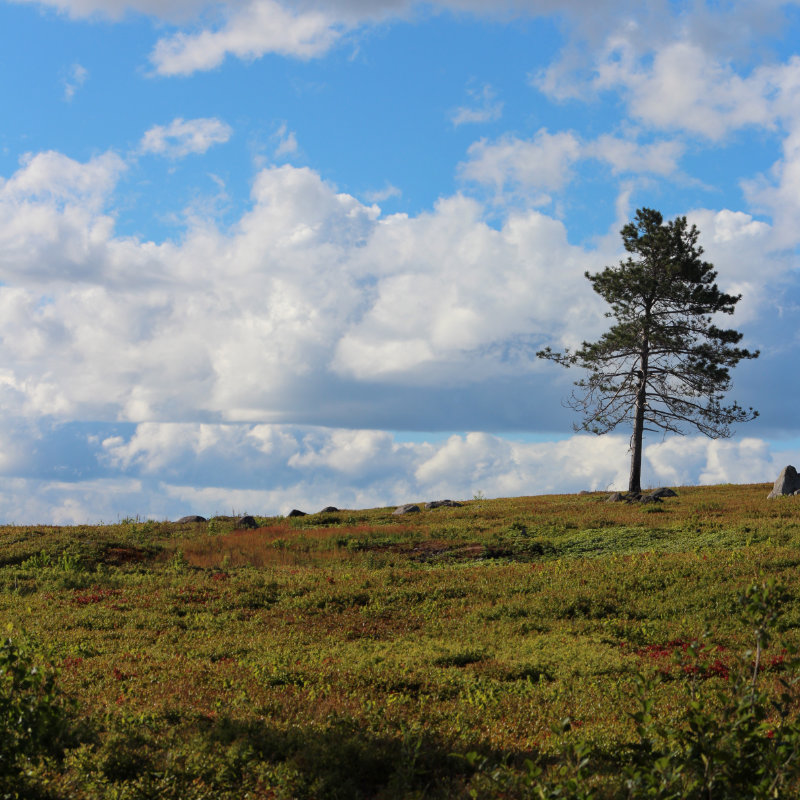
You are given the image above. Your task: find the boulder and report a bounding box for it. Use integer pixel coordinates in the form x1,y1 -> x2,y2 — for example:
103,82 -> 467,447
393,504 -> 421,515
175,515 -> 206,523
768,466 -> 800,498
648,487 -> 677,498
235,515 -> 258,529
319,506 -> 339,513
424,500 -> 463,510
606,492 -> 626,502
639,494 -> 663,504
287,509 -> 307,517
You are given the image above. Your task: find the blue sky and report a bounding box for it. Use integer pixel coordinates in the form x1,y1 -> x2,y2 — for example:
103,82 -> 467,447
1,0 -> 800,522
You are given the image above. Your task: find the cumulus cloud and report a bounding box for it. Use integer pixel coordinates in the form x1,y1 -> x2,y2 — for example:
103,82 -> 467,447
149,1 -> 342,75
585,135 -> 684,176
140,117 -> 233,157
538,29 -> 800,147
743,126 -> 800,250
0,420 -> 789,523
0,150 -> 125,208
459,129 -> 684,201
460,129 -> 582,202
600,41 -> 774,141
0,148 -> 788,434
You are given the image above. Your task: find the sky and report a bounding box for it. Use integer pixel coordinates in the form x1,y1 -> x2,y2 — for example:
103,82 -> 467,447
1,0 -> 800,523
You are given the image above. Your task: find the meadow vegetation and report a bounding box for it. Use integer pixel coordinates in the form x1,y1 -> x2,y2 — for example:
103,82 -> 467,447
2,483 -> 800,797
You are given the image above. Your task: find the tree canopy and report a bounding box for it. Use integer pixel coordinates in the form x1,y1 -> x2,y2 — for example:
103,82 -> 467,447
537,207 -> 759,493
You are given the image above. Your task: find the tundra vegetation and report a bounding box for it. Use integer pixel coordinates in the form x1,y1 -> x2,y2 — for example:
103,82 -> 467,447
2,484 -> 800,797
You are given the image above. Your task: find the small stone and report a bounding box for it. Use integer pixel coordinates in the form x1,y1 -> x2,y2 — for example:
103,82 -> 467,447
393,504 -> 421,515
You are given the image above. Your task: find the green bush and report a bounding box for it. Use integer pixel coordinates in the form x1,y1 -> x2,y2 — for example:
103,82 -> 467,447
0,631 -> 75,791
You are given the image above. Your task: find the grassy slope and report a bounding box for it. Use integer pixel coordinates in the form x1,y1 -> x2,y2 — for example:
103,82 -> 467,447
2,482 -> 800,798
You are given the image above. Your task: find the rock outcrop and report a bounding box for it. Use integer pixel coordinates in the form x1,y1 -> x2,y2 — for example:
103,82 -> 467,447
767,466 -> 800,498
607,489 -> 676,504
175,515 -> 206,523
424,500 -> 462,510
287,509 -> 307,517
393,504 -> 421,515
235,515 -> 258,529
648,487 -> 677,498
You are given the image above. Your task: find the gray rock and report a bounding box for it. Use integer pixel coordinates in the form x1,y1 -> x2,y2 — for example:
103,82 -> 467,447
287,509 -> 307,517
319,506 -> 339,513
606,492 -> 626,502
393,504 -> 421,515
639,494 -> 663,504
236,515 -> 258,529
175,515 -> 206,523
424,500 -> 462,510
768,465 -> 800,498
648,487 -> 677,498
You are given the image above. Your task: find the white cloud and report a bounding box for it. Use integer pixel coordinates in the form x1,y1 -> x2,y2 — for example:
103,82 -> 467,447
459,130 -> 684,200
0,150 -> 125,208
0,150 -> 785,438
363,183 -> 401,203
150,1 -> 342,75
586,135 -> 684,176
683,207 -> 785,323
271,122 -> 299,158
743,125 -> 800,250
0,153 -> 594,423
140,117 -> 233,157
451,83 -> 504,127
0,420 -> 790,523
459,129 -> 582,201
63,63 -> 88,101
541,34 -> 800,145
616,42 -> 774,141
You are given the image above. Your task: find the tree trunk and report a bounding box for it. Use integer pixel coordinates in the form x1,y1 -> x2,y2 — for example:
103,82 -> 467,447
629,377 -> 645,493
629,335 -> 650,494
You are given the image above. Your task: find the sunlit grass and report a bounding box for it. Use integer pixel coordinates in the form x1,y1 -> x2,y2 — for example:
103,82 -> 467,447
3,481 -> 800,797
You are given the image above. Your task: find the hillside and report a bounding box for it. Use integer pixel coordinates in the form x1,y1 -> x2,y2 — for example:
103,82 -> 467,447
2,482 -> 800,798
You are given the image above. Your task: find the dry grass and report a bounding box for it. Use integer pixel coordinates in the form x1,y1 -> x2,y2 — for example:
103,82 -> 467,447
177,523 -> 416,568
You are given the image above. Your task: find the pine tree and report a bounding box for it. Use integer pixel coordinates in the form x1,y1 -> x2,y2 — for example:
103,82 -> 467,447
537,208 -> 759,494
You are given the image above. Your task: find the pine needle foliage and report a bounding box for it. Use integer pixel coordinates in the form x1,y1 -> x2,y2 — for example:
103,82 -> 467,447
538,208 -> 759,492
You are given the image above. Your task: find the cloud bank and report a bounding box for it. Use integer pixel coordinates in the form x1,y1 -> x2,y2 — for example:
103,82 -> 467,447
0,421 -> 788,524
